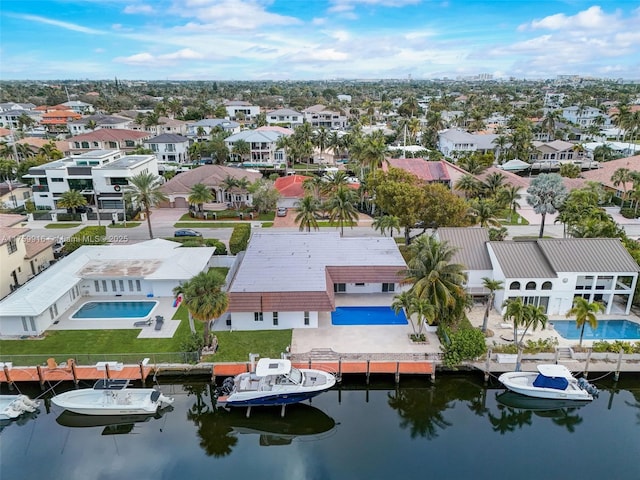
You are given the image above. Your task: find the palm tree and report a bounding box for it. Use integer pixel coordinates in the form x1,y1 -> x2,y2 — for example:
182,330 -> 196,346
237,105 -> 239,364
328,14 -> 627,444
188,183 -> 213,213
481,278 -> 503,333
468,199 -> 501,228
541,110 -> 561,139
126,172 -> 168,239
295,194 -> 321,232
502,297 -> 526,346
565,297 -> 605,347
410,296 -> 436,336
492,135 -> 509,163
454,174 -> 481,198
173,270 -> 228,345
372,215 -> 400,237
38,141 -> 63,160
526,173 -> 568,238
482,172 -> 506,198
326,185 -> 358,236
302,176 -> 325,199
497,185 -> 521,222
518,304 -> 548,344
391,290 -> 421,336
57,190 -> 87,213
611,167 -> 633,209
403,235 -> 468,325
313,127 -> 329,161
232,139 -> 250,163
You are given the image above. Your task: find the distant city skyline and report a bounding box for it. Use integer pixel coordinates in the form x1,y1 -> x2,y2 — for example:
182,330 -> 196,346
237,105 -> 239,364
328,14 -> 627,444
1,1 -> 639,81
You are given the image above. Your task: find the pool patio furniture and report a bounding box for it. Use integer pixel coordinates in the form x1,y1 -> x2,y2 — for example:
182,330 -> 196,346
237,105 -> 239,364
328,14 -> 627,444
134,318 -> 153,327
154,316 -> 164,331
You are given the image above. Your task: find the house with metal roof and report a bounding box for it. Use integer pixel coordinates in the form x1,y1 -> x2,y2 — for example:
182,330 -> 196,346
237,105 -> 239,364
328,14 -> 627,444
223,232 -> 407,330
0,239 -> 215,336
265,108 -> 304,128
437,228 -> 639,316
488,238 -> 639,315
224,128 -> 291,168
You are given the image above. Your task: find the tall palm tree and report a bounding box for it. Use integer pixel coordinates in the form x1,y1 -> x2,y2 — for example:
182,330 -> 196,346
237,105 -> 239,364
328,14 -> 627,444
295,194 -> 321,232
392,291 -> 417,334
498,185 -> 521,222
502,297 -> 526,346
188,183 -> 213,213
403,235 -> 468,324
302,176 -> 325,199
481,278 -> 503,333
611,167 -> 633,209
57,190 -> 87,213
126,172 -> 168,239
232,139 -> 250,163
468,199 -> 501,228
518,304 -> 548,344
313,127 -> 329,160
173,270 -> 228,344
454,174 -> 481,198
526,173 -> 568,238
410,296 -> 436,335
326,185 -> 358,236
565,297 -> 605,347
482,172 -> 506,198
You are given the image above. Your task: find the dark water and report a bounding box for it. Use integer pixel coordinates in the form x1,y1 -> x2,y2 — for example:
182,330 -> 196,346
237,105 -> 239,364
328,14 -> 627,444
1,374 -> 639,480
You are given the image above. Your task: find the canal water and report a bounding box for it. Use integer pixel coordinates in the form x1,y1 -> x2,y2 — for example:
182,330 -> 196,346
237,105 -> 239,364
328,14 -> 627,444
1,374 -> 639,480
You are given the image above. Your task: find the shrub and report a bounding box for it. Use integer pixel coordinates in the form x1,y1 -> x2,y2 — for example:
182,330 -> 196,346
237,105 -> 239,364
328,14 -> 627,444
440,324 -> 487,368
229,223 -> 251,255
205,238 -> 228,255
619,208 -> 637,219
63,226 -> 107,254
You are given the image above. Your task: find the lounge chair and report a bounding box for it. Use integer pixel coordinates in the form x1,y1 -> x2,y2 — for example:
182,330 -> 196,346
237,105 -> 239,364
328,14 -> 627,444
154,316 -> 164,331
134,318 -> 153,327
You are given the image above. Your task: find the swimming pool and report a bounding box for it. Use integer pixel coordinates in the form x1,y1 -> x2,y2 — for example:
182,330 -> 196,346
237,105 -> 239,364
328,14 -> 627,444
550,320 -> 640,340
71,301 -> 158,320
331,306 -> 408,326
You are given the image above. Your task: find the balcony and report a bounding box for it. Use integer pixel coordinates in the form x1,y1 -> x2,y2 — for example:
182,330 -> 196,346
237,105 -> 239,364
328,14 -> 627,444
32,185 -> 49,193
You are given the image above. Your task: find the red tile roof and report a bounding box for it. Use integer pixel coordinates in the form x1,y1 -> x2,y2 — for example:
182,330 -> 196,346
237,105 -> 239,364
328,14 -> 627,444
70,129 -> 150,142
581,155 -> 640,189
384,158 -> 451,182
274,175 -> 311,198
24,238 -> 55,258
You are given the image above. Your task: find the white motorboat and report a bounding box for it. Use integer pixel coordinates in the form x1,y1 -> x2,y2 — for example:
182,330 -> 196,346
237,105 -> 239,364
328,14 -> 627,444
51,379 -> 174,416
0,395 -> 40,420
216,358 -> 336,408
498,364 -> 598,401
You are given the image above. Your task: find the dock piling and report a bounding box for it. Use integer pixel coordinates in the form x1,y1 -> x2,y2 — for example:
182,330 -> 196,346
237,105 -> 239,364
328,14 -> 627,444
3,365 -> 13,391
583,349 -> 592,378
37,365 -> 45,390
71,360 -> 78,386
395,362 -> 400,384
614,349 -> 623,381
484,349 -> 492,383
366,360 -> 370,385
105,363 -> 111,379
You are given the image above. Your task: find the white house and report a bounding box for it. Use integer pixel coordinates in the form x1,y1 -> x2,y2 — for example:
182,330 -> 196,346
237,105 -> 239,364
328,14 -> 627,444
0,239 -> 215,336
302,105 -> 348,129
60,101 -> 95,115
224,127 -> 292,167
224,101 -> 260,121
24,150 -> 158,210
68,114 -> 132,135
224,232 -> 407,331
265,108 -> 304,128
186,119 -> 241,138
437,129 -> 498,158
144,133 -> 190,163
561,106 -> 611,127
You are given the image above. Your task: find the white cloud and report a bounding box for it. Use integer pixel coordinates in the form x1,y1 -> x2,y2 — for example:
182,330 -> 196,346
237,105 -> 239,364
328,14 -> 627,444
115,48 -> 204,65
13,14 -> 107,35
123,4 -> 154,14
519,6 -> 621,32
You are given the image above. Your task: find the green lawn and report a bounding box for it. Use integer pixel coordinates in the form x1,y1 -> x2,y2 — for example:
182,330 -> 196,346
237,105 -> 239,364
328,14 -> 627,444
108,222 -> 141,229
44,223 -> 82,229
498,211 -> 529,226
0,305 -> 292,364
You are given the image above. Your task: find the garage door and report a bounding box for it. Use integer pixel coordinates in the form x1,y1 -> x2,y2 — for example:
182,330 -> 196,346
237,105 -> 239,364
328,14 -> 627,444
174,197 -> 188,208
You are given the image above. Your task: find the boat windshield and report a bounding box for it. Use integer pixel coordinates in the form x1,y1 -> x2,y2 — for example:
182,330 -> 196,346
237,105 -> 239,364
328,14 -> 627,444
288,367 -> 303,384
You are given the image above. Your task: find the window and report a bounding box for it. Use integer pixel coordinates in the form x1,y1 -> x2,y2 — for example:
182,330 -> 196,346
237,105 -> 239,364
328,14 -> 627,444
128,280 -> 134,291
541,281 -> 552,290
135,280 -> 141,291
81,141 -> 89,149
254,312 -> 264,322
7,239 -> 17,254
382,283 -> 395,293
51,178 -> 64,182
94,280 -> 100,292
355,283 -> 365,287
125,140 -> 135,147
102,280 -> 107,291
108,142 -> 117,149
509,281 -> 521,290
526,281 -> 536,290
304,311 -> 309,325
334,283 -> 346,293
273,312 -> 278,326
119,280 -> 124,291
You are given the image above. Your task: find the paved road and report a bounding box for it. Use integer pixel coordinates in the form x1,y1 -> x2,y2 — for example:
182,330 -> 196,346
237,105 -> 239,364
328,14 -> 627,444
20,206 -> 640,247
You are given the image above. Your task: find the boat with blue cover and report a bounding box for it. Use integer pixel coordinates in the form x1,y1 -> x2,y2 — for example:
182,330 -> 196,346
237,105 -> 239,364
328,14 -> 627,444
215,358 -> 336,408
498,364 -> 598,401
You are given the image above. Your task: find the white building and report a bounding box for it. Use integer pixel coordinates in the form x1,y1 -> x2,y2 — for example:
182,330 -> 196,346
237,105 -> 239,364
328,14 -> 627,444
60,101 -> 95,115
224,127 -> 291,167
302,105 -> 348,129
265,108 -> 304,128
68,114 -> 132,135
186,119 -> 241,138
0,239 -> 215,336
143,133 -> 190,163
24,150 -> 158,210
561,106 -> 611,127
437,129 -> 498,158
224,101 -> 261,121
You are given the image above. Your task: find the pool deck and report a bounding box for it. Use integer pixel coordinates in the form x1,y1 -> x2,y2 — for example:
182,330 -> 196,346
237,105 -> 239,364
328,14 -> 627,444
47,295 -> 181,339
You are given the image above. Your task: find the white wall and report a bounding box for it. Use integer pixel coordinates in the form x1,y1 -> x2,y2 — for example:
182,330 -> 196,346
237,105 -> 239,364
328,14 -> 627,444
150,280 -> 180,297
340,282 -> 397,294
228,311 -> 318,330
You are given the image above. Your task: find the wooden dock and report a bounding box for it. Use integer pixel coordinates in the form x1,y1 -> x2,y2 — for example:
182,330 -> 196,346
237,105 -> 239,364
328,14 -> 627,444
211,359 -> 435,384
1,359 -> 153,389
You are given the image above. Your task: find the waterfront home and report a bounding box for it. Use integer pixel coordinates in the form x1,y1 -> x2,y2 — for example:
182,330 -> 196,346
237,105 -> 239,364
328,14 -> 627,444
440,228 -> 640,316
265,108 -> 304,128
67,129 -> 151,155
143,133 -> 190,163
0,239 -> 215,336
186,119 -> 241,138
437,129 -> 498,158
223,232 -> 406,330
68,114 -> 133,135
224,101 -> 260,122
580,154 -> 640,202
224,128 -> 291,168
0,214 -> 55,300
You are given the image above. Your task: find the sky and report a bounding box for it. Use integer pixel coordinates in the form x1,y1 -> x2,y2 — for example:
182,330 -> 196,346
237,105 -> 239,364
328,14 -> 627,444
1,0 -> 639,81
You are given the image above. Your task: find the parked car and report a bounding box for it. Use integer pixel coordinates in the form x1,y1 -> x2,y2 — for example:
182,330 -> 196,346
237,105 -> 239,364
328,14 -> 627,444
277,207 -> 288,217
67,206 -> 93,213
174,229 -> 202,237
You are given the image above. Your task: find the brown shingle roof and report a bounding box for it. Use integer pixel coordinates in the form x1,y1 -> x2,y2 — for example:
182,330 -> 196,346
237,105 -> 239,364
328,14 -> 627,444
0,214 -> 27,228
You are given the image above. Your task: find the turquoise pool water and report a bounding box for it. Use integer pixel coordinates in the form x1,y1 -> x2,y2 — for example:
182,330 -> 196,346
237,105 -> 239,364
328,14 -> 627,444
550,320 -> 640,340
71,301 -> 157,319
331,306 -> 408,325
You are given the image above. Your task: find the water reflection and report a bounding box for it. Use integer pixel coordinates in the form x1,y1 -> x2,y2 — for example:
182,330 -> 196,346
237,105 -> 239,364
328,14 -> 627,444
56,406 -> 173,435
192,403 -> 336,456
0,409 -> 39,435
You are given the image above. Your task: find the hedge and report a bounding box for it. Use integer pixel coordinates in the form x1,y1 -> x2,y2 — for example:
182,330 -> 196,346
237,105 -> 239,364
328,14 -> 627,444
166,237 -> 228,254
229,224 -> 251,255
63,226 -> 107,254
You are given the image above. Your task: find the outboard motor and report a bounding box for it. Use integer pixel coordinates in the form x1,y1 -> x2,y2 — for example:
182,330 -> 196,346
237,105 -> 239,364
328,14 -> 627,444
578,377 -> 599,397
215,377 -> 235,397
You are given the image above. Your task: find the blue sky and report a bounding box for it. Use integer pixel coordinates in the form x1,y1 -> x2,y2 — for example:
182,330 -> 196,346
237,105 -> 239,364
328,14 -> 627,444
1,0 -> 639,80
